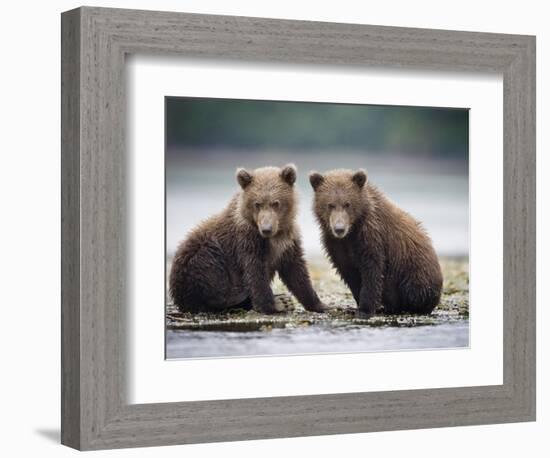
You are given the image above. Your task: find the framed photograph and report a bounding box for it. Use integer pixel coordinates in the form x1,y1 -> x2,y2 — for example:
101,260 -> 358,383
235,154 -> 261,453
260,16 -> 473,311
163,97 -> 470,359
61,6 -> 535,450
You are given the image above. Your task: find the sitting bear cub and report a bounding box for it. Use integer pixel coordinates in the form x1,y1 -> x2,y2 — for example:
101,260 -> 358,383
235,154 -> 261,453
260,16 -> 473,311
169,164 -> 327,314
309,168 -> 442,316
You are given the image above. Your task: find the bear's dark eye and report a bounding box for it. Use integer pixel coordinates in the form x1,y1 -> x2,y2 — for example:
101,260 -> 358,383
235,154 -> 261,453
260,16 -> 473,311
254,202 -> 261,210
271,200 -> 280,210
343,202 -> 351,209
328,203 -> 336,210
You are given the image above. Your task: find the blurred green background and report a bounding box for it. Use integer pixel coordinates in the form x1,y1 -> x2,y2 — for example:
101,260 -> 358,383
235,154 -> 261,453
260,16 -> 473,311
166,98 -> 468,159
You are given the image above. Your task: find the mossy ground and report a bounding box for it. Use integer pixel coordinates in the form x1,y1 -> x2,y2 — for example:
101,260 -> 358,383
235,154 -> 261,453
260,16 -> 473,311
166,257 -> 469,332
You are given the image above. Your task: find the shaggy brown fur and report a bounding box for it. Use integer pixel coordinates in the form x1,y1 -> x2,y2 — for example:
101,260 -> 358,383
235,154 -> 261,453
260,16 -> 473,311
310,168 -> 443,316
169,164 -> 326,314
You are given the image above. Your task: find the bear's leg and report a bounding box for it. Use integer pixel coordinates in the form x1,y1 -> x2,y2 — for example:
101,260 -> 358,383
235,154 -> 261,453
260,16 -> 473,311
277,242 -> 326,312
397,274 -> 441,315
357,255 -> 384,316
231,296 -> 253,311
170,241 -> 247,312
337,267 -> 361,307
382,280 -> 401,314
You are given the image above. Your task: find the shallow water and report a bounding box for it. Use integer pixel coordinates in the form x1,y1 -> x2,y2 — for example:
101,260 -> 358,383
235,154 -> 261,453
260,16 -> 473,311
166,320 -> 469,359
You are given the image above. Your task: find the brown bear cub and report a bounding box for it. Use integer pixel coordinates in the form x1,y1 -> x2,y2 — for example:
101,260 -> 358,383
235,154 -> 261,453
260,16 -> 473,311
309,169 -> 442,316
169,164 -> 327,314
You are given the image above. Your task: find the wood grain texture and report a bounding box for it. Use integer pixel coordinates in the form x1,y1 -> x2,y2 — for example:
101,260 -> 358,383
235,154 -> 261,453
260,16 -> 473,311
60,7 -> 81,450
60,6 -> 536,450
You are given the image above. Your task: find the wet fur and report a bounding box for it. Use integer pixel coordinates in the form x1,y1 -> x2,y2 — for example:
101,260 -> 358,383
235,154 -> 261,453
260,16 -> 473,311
169,165 -> 325,314
311,169 -> 443,315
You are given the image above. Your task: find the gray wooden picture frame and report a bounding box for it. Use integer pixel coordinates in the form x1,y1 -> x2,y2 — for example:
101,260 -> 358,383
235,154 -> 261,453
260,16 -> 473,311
61,6 -> 536,451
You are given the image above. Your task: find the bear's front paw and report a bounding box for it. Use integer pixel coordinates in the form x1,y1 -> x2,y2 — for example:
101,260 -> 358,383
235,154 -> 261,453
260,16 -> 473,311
254,299 -> 286,314
355,309 -> 375,319
357,302 -> 378,318
305,301 -> 329,313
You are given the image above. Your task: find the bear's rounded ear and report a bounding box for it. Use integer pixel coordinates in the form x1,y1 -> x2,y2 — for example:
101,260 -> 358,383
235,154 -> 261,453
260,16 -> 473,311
280,163 -> 297,185
352,169 -> 367,189
236,168 -> 253,189
309,171 -> 324,191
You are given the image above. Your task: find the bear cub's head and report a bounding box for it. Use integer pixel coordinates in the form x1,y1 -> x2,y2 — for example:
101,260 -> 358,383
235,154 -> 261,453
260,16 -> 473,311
309,169 -> 367,239
236,164 -> 297,238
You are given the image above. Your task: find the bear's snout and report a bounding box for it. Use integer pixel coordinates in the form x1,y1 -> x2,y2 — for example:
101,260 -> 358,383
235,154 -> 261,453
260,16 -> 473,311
257,209 -> 278,238
333,223 -> 346,237
331,224 -> 348,238
260,223 -> 273,237
329,210 -> 350,239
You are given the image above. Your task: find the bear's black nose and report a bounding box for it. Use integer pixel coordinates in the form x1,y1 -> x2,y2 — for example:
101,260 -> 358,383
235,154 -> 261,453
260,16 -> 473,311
334,227 -> 345,236
260,225 -> 273,236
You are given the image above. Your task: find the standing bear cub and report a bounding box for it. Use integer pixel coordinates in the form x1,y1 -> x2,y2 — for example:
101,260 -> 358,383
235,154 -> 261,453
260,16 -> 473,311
169,164 -> 327,314
310,169 -> 442,316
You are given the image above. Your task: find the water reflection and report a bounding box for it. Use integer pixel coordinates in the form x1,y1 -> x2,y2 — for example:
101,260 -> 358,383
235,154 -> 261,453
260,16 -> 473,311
166,321 -> 469,359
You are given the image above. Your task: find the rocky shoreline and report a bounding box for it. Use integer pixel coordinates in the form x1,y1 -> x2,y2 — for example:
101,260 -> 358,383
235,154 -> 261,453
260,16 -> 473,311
166,257 -> 469,332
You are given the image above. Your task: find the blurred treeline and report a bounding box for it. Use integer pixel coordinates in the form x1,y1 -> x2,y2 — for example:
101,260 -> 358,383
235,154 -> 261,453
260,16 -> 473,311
166,97 -> 468,157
